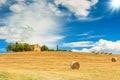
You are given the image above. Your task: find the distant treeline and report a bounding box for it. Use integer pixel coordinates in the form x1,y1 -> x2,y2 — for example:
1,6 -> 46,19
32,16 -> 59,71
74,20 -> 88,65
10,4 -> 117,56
6,42 -> 68,52
6,42 -> 33,52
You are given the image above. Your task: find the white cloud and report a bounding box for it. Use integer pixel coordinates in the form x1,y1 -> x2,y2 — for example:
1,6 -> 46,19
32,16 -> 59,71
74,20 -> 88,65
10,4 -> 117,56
78,31 -> 93,36
54,0 -> 99,17
73,39 -> 120,54
9,4 -> 25,13
63,41 -> 94,47
80,35 -> 105,40
0,0 -> 6,5
0,0 -> 64,48
48,3 -> 64,16
16,0 -> 25,3
90,39 -> 120,53
81,48 -> 90,52
78,31 -> 104,40
0,26 -> 32,42
71,48 -> 90,52
91,0 -> 99,5
78,16 -> 103,21
71,49 -> 81,52
87,35 -> 104,39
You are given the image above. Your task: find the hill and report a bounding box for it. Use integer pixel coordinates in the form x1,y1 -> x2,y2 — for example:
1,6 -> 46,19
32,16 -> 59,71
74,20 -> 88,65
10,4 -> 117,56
0,51 -> 120,80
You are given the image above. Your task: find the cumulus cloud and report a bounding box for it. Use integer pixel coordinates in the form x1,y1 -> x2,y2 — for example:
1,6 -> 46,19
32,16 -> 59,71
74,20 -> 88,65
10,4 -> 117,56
0,0 -> 64,48
48,3 -> 64,16
63,41 -> 94,47
71,39 -> 120,54
90,39 -> 120,53
9,4 -> 25,13
71,49 -> 81,52
0,26 -> 32,42
71,48 -> 90,52
53,0 -> 99,17
91,0 -> 99,5
0,0 -> 6,5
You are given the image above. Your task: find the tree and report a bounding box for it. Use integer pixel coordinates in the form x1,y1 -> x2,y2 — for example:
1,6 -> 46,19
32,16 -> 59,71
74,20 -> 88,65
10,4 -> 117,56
6,44 -> 13,52
23,43 -> 30,51
6,43 -> 32,52
41,45 -> 49,51
15,43 -> 23,52
57,44 -> 59,51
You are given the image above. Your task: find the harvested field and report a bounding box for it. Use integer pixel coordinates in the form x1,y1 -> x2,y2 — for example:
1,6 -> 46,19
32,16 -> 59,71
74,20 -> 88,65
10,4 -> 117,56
0,51 -> 120,80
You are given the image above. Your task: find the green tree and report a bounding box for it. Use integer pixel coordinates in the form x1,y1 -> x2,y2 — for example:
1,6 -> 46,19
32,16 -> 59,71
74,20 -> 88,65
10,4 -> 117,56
17,43 -> 24,51
13,43 -> 23,52
41,45 -> 49,51
57,44 -> 59,51
6,44 -> 13,52
11,44 -> 16,52
23,43 -> 30,51
6,43 -> 32,52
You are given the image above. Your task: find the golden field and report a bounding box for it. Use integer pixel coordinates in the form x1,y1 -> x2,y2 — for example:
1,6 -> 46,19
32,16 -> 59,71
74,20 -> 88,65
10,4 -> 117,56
0,51 -> 120,80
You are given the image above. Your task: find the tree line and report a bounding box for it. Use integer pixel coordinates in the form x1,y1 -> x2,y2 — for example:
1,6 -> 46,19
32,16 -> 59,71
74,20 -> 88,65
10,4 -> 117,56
6,42 -> 67,52
6,42 -> 32,52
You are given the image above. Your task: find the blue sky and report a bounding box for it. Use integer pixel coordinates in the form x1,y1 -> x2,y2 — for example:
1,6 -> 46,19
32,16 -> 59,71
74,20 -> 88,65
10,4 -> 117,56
0,0 -> 120,53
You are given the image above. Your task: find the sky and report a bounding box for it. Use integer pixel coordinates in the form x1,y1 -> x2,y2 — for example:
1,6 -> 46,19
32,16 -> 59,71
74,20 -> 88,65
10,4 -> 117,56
0,0 -> 120,54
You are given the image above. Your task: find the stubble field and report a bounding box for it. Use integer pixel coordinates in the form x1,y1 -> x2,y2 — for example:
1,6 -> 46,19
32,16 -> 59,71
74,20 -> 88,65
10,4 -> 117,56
0,51 -> 120,80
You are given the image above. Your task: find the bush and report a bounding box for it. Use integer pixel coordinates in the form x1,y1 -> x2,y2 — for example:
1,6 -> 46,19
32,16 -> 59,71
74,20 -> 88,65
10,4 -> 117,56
41,45 -> 49,51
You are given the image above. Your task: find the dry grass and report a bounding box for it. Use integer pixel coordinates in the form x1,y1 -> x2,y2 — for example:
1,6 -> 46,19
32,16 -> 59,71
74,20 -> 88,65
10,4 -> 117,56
0,51 -> 120,80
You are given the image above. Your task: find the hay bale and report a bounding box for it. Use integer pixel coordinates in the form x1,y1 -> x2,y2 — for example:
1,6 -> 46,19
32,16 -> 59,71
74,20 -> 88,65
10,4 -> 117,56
109,52 -> 112,55
111,57 -> 117,62
105,52 -> 108,55
91,51 -> 95,53
100,52 -> 104,54
70,61 -> 80,69
95,52 -> 99,55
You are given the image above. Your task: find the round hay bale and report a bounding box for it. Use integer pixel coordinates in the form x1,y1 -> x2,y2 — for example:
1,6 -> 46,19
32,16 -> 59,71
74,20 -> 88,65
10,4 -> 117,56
105,52 -> 108,55
95,52 -> 99,55
70,61 -> 80,69
91,51 -> 95,53
101,52 -> 104,54
109,52 -> 112,55
111,57 -> 117,62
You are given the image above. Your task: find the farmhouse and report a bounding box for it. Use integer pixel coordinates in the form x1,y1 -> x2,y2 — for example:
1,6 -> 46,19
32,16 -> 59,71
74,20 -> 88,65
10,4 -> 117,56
30,44 -> 41,52
34,44 -> 41,52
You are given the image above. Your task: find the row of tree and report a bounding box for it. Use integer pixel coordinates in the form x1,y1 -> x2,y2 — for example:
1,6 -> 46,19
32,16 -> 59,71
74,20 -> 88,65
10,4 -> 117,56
6,42 -> 32,52
6,42 -> 67,52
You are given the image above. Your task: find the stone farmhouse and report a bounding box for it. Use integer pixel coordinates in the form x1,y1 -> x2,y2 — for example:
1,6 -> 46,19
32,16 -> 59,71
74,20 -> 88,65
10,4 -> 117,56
30,44 -> 41,52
